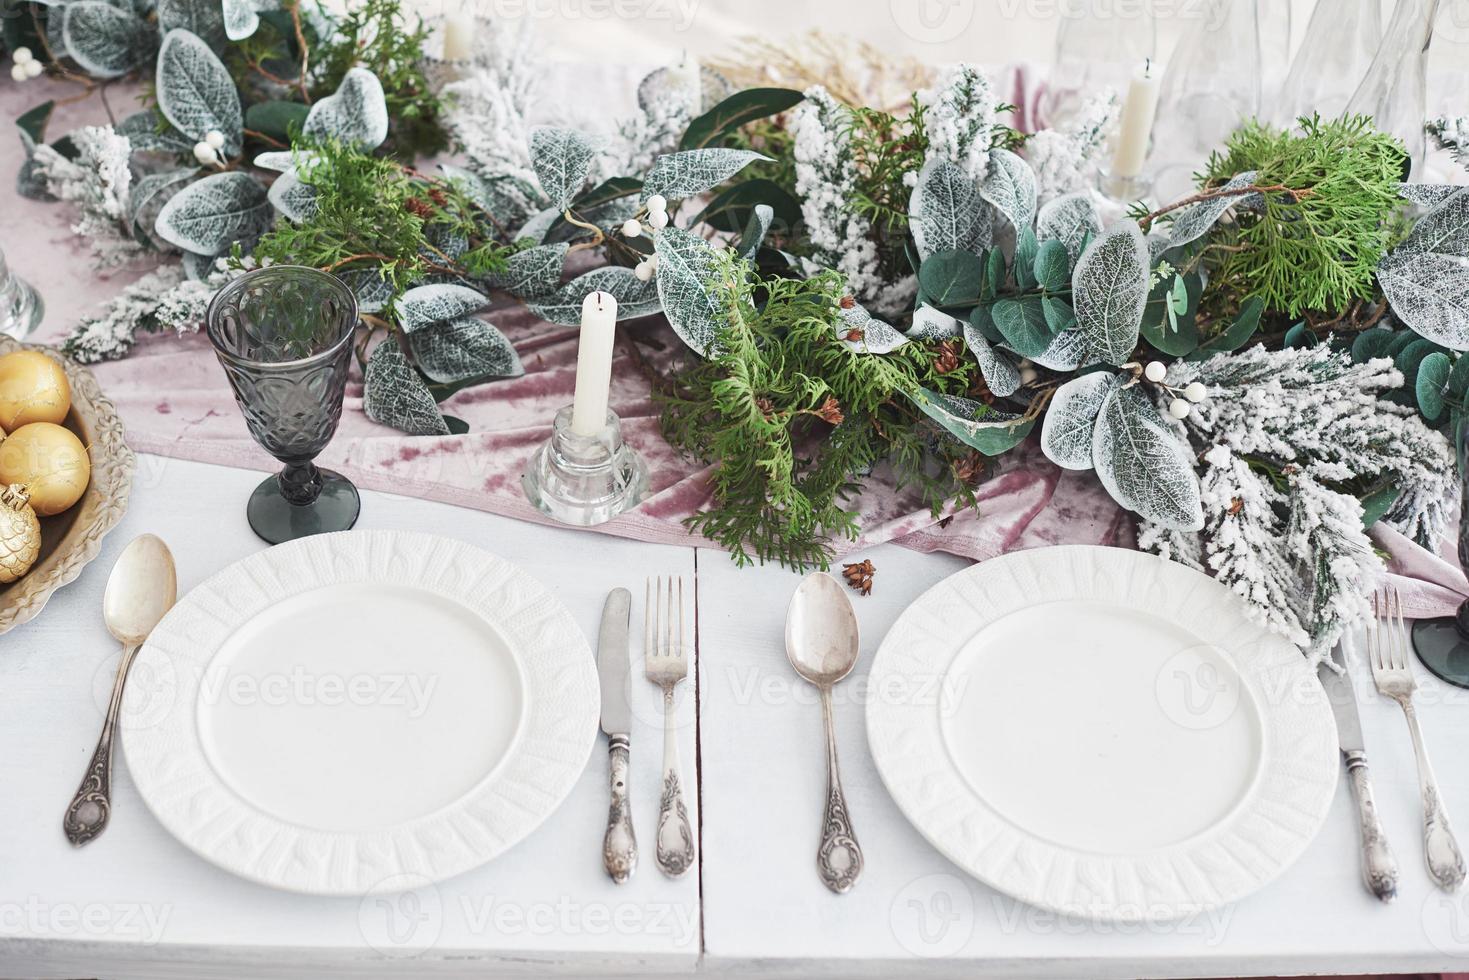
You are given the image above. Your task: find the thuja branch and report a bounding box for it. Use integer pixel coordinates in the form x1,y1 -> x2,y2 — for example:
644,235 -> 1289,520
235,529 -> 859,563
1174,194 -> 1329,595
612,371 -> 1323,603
1139,184 -> 1311,232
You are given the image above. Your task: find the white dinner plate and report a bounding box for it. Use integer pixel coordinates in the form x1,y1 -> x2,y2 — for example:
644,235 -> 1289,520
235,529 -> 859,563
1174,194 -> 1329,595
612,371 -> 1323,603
120,530 -> 599,895
866,545 -> 1338,922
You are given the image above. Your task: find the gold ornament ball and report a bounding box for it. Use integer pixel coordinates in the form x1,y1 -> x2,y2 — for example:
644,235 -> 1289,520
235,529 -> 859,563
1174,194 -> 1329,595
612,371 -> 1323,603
0,483 -> 41,584
0,350 -> 71,432
0,423 -> 90,516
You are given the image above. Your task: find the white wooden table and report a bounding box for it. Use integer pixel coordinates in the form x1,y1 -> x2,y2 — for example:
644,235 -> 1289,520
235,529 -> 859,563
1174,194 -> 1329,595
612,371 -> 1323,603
5,455 -> 1469,978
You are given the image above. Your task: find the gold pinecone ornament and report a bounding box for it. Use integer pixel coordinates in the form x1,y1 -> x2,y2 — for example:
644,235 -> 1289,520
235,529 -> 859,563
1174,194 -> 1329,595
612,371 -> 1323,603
0,483 -> 41,584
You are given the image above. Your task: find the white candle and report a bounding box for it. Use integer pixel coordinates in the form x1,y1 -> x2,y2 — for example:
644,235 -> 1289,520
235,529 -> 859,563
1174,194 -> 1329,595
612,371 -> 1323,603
442,11 -> 476,61
1111,60 -> 1162,180
570,291 -> 618,437
668,52 -> 701,109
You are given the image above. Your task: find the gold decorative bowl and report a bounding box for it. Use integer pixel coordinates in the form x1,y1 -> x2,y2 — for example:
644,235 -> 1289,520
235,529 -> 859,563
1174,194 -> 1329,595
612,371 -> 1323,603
0,336 -> 134,634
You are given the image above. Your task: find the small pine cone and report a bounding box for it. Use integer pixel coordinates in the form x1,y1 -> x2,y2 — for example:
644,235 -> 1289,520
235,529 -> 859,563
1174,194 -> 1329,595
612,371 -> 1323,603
405,198 -> 435,219
756,396 -> 776,420
427,186 -> 449,207
813,395 -> 844,426
841,559 -> 875,596
952,451 -> 986,487
934,339 -> 962,375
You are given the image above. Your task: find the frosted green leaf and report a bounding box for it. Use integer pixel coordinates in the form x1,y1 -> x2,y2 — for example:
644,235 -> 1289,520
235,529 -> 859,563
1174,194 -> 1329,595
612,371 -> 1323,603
737,204 -> 773,260
117,110 -> 196,155
409,316 -> 524,384
153,171 -> 270,255
394,283 -> 490,333
304,67 -> 388,150
1033,239 -> 1070,292
1165,170 -> 1258,249
1031,324 -> 1089,371
252,150 -> 302,172
1092,385 -> 1203,530
515,207 -> 560,244
1073,220 -> 1149,365
339,268 -> 392,314
484,243 -> 568,297
528,266 -> 662,325
641,148 -> 769,202
907,304 -> 961,340
837,302 -> 908,354
221,0 -> 260,40
364,342 -> 448,436
991,295 -> 1051,358
1398,187 -> 1469,257
1036,193 -> 1101,261
1400,183 -> 1463,209
157,0 -> 225,48
910,159 -> 990,259
530,127 -> 598,211
129,167 -> 198,245
961,322 -> 1020,397
63,2 -> 153,78
1040,371 -> 1117,470
1416,351 -> 1451,422
653,226 -> 724,355
908,388 -> 1035,455
156,29 -> 243,153
267,170 -> 316,222
1378,252 -> 1469,350
978,147 -> 1036,232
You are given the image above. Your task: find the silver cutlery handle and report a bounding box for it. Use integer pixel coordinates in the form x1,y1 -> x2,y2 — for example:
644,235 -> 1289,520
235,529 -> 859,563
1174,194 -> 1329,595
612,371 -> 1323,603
603,734 -> 637,884
64,643 -> 139,847
1402,701 -> 1466,891
1343,750 -> 1399,902
817,688 -> 862,894
655,688 -> 695,878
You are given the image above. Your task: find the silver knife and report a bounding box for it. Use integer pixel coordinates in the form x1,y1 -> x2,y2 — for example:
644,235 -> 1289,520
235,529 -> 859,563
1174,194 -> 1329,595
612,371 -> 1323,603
1320,645 -> 1399,903
598,588 -> 637,883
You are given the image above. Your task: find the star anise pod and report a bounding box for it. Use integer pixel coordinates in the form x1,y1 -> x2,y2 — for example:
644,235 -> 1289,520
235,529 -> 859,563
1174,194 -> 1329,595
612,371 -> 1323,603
842,559 -> 875,596
934,339 -> 962,375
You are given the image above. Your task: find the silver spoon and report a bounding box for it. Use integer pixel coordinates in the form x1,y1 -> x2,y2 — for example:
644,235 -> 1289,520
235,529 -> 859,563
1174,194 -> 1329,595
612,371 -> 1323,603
63,534 -> 177,846
785,571 -> 864,894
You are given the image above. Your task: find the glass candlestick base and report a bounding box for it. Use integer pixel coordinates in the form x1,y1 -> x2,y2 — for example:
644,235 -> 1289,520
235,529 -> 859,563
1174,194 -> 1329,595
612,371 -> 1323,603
0,247 -> 43,340
1096,168 -> 1153,206
522,407 -> 649,526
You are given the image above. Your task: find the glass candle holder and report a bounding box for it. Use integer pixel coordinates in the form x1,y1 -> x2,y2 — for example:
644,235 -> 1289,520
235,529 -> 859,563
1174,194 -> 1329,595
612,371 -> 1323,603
522,407 -> 648,527
205,266 -> 361,544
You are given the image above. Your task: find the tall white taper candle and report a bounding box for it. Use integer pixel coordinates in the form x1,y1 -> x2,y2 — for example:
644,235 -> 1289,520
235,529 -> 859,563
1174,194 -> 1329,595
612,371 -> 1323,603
570,290 -> 618,437
1111,59 -> 1162,180
442,10 -> 476,60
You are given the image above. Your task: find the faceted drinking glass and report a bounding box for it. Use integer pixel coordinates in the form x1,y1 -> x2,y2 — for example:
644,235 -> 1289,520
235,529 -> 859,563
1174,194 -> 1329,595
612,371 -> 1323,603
205,265 -> 361,544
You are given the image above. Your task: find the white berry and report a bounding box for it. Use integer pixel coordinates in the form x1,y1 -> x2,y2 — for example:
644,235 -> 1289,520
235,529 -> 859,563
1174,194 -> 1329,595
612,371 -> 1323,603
12,46 -> 33,65
645,194 -> 667,214
647,209 -> 669,230
204,130 -> 225,149
647,254 -> 659,271
1184,381 -> 1207,403
633,261 -> 653,282
1018,365 -> 1038,385
24,59 -> 41,77
1143,360 -> 1167,383
9,63 -> 26,82
193,141 -> 218,165
620,218 -> 642,239
1168,398 -> 1191,420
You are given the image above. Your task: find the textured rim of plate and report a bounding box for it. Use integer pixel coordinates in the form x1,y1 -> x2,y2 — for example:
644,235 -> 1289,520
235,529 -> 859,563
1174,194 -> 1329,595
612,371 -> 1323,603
866,545 -> 1338,922
120,530 -> 599,895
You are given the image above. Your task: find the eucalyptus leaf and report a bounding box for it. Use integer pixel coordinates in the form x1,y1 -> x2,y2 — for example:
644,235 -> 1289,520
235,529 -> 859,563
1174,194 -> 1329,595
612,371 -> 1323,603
128,166 -> 198,244
991,295 -> 1051,358
1190,296 -> 1264,358
394,283 -> 490,332
918,249 -> 982,307
1378,251 -> 1469,350
1072,220 -> 1149,365
737,203 -> 774,260
156,0 -> 224,48
838,302 -> 908,354
303,67 -> 388,150
63,1 -> 153,78
408,316 -> 524,384
221,0 -> 259,39
245,100 -> 308,142
153,170 -> 269,254
641,148 -> 768,202
653,226 -> 723,354
1398,187 -> 1469,257
1399,183 -> 1464,209
1416,351 -> 1452,422
961,323 -> 1021,397
978,147 -> 1036,232
1013,227 -> 1039,290
528,265 -> 662,325
530,127 -> 598,211
908,304 -> 961,340
253,150 -> 301,172
907,389 -> 1035,455
483,242 -> 568,297
1036,193 -> 1101,261
1351,327 -> 1397,363
1165,170 -> 1258,248
911,160 -> 990,259
364,341 -> 449,436
339,268 -> 393,314
1033,239 -> 1069,292
156,28 -> 242,153
515,206 -> 560,245
267,170 -> 316,222
1092,385 -> 1204,530
117,109 -> 196,155
1030,324 -> 1090,371
1041,371 -> 1118,470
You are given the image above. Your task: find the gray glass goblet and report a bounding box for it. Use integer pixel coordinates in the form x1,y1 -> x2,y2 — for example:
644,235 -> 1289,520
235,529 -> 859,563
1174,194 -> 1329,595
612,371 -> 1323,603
205,265 -> 361,544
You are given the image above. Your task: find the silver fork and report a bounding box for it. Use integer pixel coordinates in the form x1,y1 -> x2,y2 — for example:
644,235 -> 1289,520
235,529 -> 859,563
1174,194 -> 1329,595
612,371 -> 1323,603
646,576 -> 696,878
1369,588 -> 1466,891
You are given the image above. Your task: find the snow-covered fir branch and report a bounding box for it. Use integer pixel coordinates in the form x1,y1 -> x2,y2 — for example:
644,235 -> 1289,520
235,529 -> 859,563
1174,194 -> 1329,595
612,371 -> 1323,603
32,125 -> 143,267
917,64 -> 996,183
1428,116 -> 1469,171
63,259 -> 248,364
441,21 -> 540,194
1285,472 -> 1380,660
1024,91 -> 1119,203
